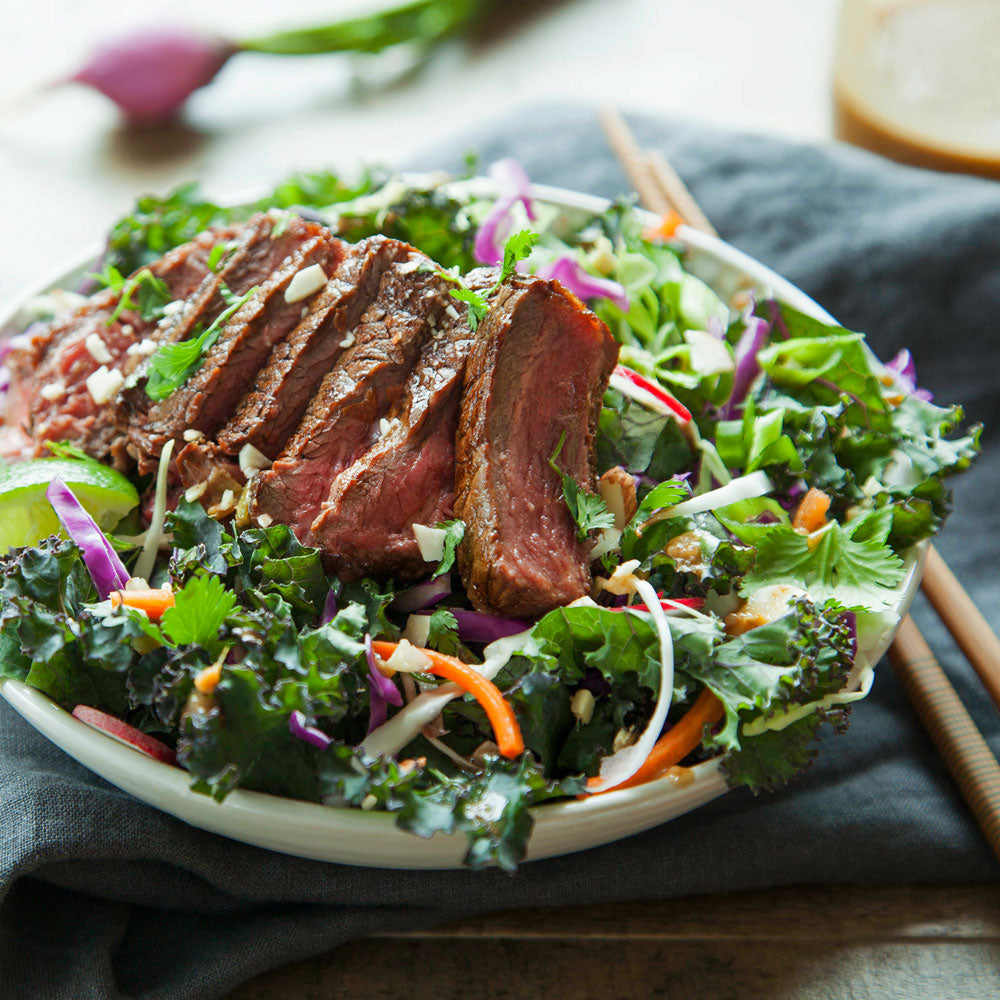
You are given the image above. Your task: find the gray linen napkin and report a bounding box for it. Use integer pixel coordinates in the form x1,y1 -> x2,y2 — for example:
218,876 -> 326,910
1,106 -> 997,1000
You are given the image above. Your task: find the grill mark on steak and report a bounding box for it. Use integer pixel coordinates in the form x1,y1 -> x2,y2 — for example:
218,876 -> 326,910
216,235 -> 412,461
247,256 -> 452,541
454,276 -> 619,618
124,217 -> 332,472
6,227 -> 234,467
307,272 -> 495,580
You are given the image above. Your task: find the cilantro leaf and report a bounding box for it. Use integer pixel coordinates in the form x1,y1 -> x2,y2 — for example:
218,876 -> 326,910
91,264 -> 172,325
424,608 -> 467,659
549,434 -> 615,542
498,229 -> 539,285
447,286 -> 488,331
145,284 -> 256,401
433,519 -> 465,578
160,573 -> 237,653
740,508 -> 904,609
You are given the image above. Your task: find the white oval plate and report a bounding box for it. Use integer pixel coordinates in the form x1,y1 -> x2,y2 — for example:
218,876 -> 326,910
0,182 -> 925,868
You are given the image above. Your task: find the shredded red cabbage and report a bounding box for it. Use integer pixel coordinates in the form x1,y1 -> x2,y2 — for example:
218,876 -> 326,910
365,633 -> 402,736
885,348 -> 933,402
473,158 -> 537,265
320,589 -> 338,625
450,609 -> 530,644
288,710 -> 333,751
723,295 -> 772,419
46,477 -> 129,599
391,576 -> 451,614
537,256 -> 629,312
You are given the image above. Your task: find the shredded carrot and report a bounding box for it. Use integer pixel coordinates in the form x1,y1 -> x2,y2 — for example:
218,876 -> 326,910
109,587 -> 175,620
792,487 -> 831,534
372,641 -> 525,759
193,663 -> 222,695
643,209 -> 684,242
587,687 -> 724,794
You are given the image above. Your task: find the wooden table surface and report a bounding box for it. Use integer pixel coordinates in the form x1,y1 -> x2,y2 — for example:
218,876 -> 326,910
227,885 -> 1000,999
3,3 -> 997,997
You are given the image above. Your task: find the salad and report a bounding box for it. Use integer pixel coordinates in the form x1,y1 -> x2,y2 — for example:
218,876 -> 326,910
0,161 -> 980,869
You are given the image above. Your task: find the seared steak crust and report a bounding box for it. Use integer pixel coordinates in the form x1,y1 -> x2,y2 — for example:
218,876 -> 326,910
454,277 -> 619,618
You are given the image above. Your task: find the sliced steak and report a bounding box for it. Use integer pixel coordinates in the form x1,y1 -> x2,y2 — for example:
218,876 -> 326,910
247,257 -> 453,540
175,439 -> 245,511
216,235 -> 412,461
6,227 -> 233,467
117,213 -> 323,457
308,276 -> 491,580
454,277 -> 619,618
125,218 -> 335,472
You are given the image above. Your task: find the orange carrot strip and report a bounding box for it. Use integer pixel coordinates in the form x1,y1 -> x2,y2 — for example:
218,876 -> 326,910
372,641 -> 525,759
643,209 -> 683,242
587,687 -> 724,795
792,487 -> 831,534
194,663 -> 222,695
109,587 -> 175,620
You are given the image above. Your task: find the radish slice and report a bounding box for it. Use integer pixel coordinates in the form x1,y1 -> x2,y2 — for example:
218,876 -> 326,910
586,579 -> 675,794
72,705 -> 176,764
609,365 -> 692,422
360,629 -> 533,760
662,470 -> 772,520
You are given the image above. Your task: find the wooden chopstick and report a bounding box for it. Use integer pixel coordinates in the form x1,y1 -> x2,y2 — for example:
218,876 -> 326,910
599,105 -> 1000,862
921,545 -> 1000,712
889,618 -> 1000,857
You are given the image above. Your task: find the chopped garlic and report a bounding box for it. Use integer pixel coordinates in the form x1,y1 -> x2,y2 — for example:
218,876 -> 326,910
444,303 -> 460,321
84,333 -> 113,364
360,794 -> 378,811
284,263 -> 327,303
238,443 -> 272,476
39,382 -> 66,401
397,259 -> 422,274
182,428 -> 204,442
257,513 -> 274,528
219,489 -> 236,510
127,338 -> 158,357
184,481 -> 208,502
338,332 -> 355,349
412,523 -> 447,562
162,299 -> 185,316
85,366 -> 124,405
570,688 -> 596,725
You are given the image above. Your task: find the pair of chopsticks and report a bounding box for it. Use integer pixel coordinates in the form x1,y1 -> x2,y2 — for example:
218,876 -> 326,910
598,107 -> 1000,862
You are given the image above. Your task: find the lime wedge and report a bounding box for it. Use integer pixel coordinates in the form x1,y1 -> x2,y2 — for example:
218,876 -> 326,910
0,458 -> 139,553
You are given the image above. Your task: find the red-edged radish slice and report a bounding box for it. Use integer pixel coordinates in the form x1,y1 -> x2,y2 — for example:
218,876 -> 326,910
71,705 -> 177,765
610,365 -> 693,422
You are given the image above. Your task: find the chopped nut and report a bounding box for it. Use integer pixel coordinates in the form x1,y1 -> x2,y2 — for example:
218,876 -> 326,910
612,727 -> 638,752
570,688 -> 596,725
257,513 -> 274,528
182,428 -> 204,442
39,382 -> 66,401
184,480 -> 208,503
360,794 -> 378,811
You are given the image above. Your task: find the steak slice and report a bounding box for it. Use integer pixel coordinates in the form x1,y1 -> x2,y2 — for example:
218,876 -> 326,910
247,256 -> 452,540
125,217 -> 334,472
6,227 -> 232,467
307,274 -> 492,580
454,276 -> 619,618
216,235 -> 412,461
175,439 -> 245,512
